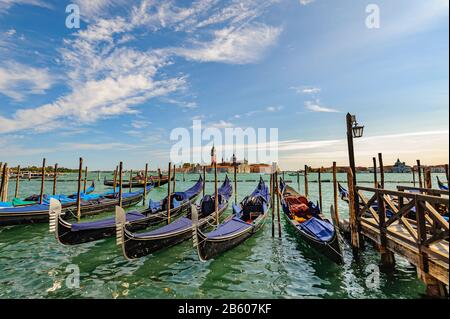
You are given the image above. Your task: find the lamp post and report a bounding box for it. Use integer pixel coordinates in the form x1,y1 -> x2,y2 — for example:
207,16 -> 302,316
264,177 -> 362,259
346,113 -> 365,185
346,113 -> 364,253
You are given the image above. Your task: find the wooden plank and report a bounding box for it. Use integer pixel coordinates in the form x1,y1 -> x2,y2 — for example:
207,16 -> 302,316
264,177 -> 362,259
357,191 -> 379,224
357,186 -> 448,204
423,201 -> 449,231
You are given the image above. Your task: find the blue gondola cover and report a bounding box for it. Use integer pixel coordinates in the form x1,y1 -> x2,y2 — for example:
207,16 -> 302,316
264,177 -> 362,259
298,217 -> 334,242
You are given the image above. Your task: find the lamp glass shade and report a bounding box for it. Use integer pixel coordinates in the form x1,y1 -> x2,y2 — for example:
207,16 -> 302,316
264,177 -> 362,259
352,125 -> 364,138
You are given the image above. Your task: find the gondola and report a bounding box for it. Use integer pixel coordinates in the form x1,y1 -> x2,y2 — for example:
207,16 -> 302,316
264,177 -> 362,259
103,175 -> 172,188
0,185 -> 148,227
0,181 -> 95,208
338,182 -> 349,203
50,177 -> 204,245
116,176 -> 231,259
437,177 -> 449,191
280,180 -> 343,264
193,177 -> 270,261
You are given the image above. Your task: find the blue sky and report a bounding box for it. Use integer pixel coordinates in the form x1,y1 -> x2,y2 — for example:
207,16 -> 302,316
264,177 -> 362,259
0,0 -> 448,170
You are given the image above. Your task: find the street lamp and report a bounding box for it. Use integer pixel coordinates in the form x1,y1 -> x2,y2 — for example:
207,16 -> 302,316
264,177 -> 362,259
350,115 -> 365,138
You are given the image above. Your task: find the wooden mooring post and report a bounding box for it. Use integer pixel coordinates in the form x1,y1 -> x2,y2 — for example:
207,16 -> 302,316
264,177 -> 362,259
347,168 -> 360,257
118,162 -> 123,208
424,167 -> 432,189
39,158 -> 46,204
331,162 -> 339,226
376,187 -> 396,272
173,164 -> 176,193
304,165 -> 309,197
14,165 -> 20,199
128,169 -> 132,193
158,168 -> 162,187
83,166 -> 88,193
378,153 -> 385,189
0,164 -> 8,202
234,164 -> 238,204
202,166 -> 206,197
270,172 -> 275,238
318,167 -> 323,211
113,166 -> 118,195
412,167 -> 416,187
143,163 -> 149,204
417,160 -> 423,188
297,170 -> 300,193
167,163 -> 172,224
214,161 -> 219,226
76,158 -> 83,222
445,164 -> 449,183
276,170 -> 282,238
53,163 -> 58,195
372,157 -> 378,188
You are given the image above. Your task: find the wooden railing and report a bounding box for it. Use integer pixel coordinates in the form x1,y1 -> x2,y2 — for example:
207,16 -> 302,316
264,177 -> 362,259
397,185 -> 449,198
355,186 -> 449,271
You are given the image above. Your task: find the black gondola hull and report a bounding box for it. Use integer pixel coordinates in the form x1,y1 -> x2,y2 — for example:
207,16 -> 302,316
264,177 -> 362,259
196,216 -> 266,261
0,193 -> 143,227
55,194 -> 198,245
123,203 -> 229,259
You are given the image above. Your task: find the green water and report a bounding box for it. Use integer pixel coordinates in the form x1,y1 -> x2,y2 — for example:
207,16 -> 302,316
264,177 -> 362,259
0,172 -> 447,299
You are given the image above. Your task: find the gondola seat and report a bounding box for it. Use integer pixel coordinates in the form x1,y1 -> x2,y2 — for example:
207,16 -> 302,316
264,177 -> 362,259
133,217 -> 192,238
206,217 -> 252,239
71,211 -> 146,232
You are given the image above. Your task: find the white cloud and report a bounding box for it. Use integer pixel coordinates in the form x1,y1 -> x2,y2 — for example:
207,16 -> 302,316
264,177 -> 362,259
291,86 -> 321,95
169,24 -> 282,64
207,120 -> 234,129
4,29 -> 16,36
73,0 -> 128,21
304,100 -> 339,113
131,120 -> 151,129
0,0 -> 282,134
162,98 -> 198,109
266,105 -> 284,112
299,0 -> 315,6
0,0 -> 52,13
0,62 -> 55,101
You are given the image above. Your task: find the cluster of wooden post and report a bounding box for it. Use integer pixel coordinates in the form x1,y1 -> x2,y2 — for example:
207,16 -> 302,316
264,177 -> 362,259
270,165 -> 282,239
0,162 -> 9,202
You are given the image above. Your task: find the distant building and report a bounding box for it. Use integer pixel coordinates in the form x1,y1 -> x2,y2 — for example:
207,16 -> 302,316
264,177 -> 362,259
249,164 -> 272,174
391,158 -> 411,173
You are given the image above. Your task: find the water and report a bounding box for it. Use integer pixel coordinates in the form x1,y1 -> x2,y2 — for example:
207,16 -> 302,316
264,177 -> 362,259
0,172 -> 447,299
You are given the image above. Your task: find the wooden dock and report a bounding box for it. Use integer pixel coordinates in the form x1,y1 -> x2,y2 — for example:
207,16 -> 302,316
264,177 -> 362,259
342,181 -> 449,297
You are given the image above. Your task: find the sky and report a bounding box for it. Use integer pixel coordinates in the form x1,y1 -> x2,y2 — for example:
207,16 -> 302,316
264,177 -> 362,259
0,0 -> 448,170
